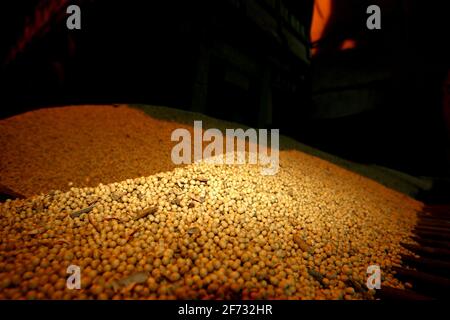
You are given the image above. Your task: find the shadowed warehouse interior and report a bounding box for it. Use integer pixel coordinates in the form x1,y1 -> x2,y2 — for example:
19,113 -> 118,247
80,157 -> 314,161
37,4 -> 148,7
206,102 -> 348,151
1,0 -> 448,184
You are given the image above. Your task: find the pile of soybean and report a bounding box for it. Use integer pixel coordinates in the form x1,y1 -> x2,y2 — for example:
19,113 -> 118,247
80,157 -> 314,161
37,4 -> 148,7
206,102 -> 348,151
0,105 -> 190,197
0,152 -> 421,300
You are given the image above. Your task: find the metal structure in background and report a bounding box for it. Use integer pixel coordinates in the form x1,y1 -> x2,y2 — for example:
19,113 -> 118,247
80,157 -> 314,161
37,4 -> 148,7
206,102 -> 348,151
1,0 -> 313,137
190,0 -> 313,132
377,205 -> 450,300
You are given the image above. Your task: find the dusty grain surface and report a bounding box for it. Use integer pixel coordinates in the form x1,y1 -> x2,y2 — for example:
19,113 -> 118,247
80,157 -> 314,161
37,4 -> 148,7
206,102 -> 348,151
0,153 -> 420,300
0,104 -> 422,300
0,105 -> 189,197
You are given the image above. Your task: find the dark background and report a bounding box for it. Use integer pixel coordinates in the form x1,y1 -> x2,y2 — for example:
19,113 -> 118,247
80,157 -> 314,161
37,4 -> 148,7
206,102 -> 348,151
0,0 -> 448,180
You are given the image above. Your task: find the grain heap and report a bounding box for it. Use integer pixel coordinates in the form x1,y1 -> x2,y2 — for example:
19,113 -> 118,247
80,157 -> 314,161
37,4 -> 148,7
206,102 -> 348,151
0,151 -> 421,300
0,105 -> 189,197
